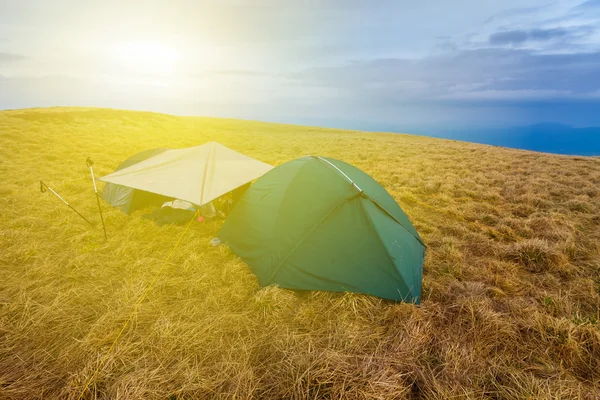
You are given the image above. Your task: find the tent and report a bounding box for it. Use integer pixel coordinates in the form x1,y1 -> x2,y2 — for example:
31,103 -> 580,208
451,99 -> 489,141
100,142 -> 273,211
101,148 -> 171,214
219,156 -> 425,303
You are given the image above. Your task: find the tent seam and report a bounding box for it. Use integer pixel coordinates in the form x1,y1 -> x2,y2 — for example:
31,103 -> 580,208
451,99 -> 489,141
368,197 -> 427,248
198,143 -> 215,205
314,157 -> 425,247
361,197 -> 421,303
267,193 -> 361,283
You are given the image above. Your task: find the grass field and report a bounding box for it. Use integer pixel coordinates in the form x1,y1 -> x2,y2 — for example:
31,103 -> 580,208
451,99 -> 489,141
1,107 -> 599,399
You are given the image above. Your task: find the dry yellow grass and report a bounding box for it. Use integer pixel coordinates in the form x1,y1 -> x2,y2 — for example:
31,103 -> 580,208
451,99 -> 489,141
1,107 -> 599,399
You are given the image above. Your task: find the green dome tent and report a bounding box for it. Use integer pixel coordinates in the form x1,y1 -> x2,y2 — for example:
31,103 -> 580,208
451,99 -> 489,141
101,148 -> 171,214
219,156 -> 425,303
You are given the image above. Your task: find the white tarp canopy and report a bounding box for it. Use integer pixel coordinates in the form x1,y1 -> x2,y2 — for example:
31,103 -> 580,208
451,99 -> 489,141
100,141 -> 273,206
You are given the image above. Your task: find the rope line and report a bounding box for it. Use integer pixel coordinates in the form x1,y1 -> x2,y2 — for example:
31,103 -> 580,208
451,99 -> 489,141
74,195 -> 512,398
76,211 -> 199,400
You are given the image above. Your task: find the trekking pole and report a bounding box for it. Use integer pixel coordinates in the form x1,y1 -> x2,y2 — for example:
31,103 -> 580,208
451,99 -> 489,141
86,157 -> 107,240
40,180 -> 94,226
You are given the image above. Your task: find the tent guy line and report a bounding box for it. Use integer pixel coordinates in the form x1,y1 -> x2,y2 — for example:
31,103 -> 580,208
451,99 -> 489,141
68,140 -> 427,394
97,141 -> 424,303
86,157 -> 107,240
39,180 -> 94,227
76,210 -> 200,400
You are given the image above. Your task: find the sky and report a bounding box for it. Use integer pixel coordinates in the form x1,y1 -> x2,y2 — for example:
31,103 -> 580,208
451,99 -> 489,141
1,0 -> 599,131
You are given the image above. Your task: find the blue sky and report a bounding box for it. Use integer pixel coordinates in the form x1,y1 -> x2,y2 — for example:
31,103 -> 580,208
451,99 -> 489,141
1,0 -> 599,131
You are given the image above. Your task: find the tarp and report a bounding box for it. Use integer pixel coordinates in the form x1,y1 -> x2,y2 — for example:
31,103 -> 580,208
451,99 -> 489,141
100,142 -> 273,206
219,156 -> 425,303
101,148 -> 170,214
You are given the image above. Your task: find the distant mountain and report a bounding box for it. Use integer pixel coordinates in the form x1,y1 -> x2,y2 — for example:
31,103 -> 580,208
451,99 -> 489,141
426,123 -> 600,156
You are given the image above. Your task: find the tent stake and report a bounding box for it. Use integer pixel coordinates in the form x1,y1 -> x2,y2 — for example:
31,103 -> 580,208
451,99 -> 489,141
86,158 -> 107,240
40,180 -> 94,226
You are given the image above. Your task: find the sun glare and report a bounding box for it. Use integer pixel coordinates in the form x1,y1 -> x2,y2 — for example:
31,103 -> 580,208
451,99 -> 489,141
113,41 -> 180,76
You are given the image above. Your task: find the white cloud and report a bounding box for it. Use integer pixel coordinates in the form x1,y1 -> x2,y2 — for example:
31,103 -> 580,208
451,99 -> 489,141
438,89 -> 576,101
1,0 -> 600,128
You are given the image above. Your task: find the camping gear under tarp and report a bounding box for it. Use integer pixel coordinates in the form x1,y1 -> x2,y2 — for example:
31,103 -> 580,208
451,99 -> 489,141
101,148 -> 170,214
142,200 -> 197,226
100,142 -> 273,210
219,156 -> 425,303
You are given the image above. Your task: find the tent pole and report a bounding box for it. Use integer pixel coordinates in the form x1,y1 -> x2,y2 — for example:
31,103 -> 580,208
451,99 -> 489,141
86,158 -> 108,240
40,180 -> 94,226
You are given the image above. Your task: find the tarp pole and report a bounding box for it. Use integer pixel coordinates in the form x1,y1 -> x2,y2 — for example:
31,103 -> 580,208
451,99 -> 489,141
86,158 -> 107,240
40,180 -> 94,226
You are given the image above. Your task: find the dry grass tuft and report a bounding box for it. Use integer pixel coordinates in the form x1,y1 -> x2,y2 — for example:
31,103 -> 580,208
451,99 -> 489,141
1,107 -> 599,399
503,239 -> 566,273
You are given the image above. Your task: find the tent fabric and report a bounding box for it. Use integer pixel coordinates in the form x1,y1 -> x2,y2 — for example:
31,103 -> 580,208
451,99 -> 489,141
100,142 -> 273,207
101,148 -> 171,214
219,156 -> 425,303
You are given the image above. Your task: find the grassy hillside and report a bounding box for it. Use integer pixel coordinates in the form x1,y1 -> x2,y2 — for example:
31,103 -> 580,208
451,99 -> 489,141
1,107 -> 599,399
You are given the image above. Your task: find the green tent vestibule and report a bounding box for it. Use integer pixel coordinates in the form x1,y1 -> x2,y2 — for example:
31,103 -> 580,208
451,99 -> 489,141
101,148 -> 171,214
219,156 -> 425,303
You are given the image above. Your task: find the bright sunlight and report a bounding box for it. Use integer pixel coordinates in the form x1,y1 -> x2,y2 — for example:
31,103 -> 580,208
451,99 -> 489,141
112,41 -> 180,76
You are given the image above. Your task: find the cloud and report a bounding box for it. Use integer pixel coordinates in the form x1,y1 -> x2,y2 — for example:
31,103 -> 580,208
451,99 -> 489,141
201,69 -> 276,77
1,0 -> 600,129
439,89 -> 576,101
484,4 -> 552,24
488,26 -> 593,45
529,27 -> 571,40
0,52 -> 27,62
292,49 -> 600,107
575,0 -> 600,10
489,30 -> 530,45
